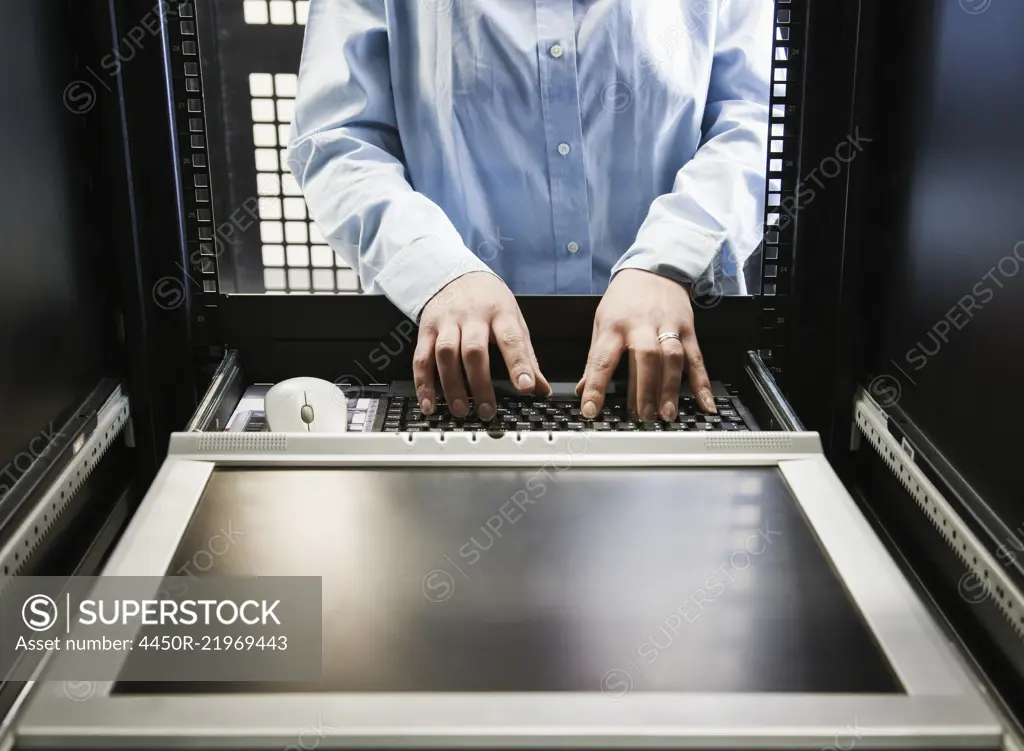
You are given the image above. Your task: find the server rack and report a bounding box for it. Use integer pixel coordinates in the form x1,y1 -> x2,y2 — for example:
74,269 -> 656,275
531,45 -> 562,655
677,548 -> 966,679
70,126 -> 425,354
4,0 -> 1024,742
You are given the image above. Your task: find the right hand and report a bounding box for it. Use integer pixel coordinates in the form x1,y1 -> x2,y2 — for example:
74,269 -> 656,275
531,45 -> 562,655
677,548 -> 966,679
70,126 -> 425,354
414,271 -> 551,421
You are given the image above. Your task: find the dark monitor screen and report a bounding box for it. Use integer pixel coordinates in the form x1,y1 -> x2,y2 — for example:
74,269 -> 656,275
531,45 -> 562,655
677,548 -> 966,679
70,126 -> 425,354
115,467 -> 901,694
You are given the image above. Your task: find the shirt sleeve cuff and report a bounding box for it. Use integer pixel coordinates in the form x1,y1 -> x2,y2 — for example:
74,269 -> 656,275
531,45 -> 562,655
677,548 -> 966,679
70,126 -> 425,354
611,222 -> 726,287
370,236 -> 498,321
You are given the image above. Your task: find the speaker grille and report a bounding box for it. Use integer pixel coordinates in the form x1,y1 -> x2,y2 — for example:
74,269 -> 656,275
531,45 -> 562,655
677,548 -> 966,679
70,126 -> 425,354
196,433 -> 289,452
705,433 -> 794,452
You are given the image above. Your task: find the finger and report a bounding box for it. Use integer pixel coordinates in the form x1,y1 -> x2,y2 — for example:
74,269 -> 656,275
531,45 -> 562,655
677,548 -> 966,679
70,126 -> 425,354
658,334 -> 686,421
412,323 -> 439,414
629,329 -> 662,422
435,323 -> 469,415
682,331 -> 716,414
626,349 -> 637,419
492,314 -> 538,393
461,321 -> 496,420
580,330 -> 626,419
524,332 -> 552,397
575,316 -> 600,397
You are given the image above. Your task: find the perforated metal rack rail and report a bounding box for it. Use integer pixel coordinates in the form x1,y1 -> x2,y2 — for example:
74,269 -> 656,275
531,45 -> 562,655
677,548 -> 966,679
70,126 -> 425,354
0,386 -> 131,588
854,388 -> 1024,639
163,1 -> 223,331
760,0 -> 806,384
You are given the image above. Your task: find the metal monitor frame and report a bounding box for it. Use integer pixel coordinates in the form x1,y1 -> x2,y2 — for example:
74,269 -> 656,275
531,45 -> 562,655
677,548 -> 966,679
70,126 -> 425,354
15,431 -> 1002,749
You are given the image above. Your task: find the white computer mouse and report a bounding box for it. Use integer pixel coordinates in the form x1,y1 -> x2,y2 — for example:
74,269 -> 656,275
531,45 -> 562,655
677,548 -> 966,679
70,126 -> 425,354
264,377 -> 348,433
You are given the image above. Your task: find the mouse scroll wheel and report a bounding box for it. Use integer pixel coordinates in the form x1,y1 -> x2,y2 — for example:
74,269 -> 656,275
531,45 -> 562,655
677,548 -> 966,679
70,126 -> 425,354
300,405 -> 315,424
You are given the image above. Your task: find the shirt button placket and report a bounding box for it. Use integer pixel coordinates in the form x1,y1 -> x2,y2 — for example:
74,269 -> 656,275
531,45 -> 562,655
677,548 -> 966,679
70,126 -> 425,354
537,1 -> 592,292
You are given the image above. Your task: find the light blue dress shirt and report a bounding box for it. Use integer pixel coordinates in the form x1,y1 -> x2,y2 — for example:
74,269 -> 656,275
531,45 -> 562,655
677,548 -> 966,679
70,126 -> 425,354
288,0 -> 772,320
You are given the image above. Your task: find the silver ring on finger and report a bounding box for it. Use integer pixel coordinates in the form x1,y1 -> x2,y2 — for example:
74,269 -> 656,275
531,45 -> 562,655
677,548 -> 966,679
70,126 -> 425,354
657,332 -> 681,344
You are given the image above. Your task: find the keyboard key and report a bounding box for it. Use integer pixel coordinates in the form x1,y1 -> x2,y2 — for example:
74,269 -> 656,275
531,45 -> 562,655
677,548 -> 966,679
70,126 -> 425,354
376,392 -> 749,432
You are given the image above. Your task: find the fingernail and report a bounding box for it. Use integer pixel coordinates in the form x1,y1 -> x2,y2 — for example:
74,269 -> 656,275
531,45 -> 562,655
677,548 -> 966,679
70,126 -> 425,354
477,402 -> 495,421
699,389 -> 717,414
517,373 -> 534,390
582,401 -> 598,420
641,404 -> 656,422
452,399 -> 467,417
421,398 -> 433,414
661,401 -> 677,421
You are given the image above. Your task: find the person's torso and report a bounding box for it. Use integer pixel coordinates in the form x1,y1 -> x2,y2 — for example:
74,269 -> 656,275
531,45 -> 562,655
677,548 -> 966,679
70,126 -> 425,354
384,0 -> 717,293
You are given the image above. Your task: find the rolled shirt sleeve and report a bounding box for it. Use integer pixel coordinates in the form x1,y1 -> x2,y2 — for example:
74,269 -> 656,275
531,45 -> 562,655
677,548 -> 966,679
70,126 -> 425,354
611,0 -> 773,287
286,0 -> 494,320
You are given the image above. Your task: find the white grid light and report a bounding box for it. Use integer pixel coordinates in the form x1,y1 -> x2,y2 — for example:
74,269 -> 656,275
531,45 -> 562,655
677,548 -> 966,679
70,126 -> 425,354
243,0 -> 308,25
249,72 -> 360,293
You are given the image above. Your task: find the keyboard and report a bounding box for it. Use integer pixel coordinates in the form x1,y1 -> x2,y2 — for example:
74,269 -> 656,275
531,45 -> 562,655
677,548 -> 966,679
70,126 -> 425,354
381,395 -> 752,432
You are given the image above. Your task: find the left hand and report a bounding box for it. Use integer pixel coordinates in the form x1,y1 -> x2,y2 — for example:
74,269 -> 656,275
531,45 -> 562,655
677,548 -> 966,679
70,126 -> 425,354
576,269 -> 717,421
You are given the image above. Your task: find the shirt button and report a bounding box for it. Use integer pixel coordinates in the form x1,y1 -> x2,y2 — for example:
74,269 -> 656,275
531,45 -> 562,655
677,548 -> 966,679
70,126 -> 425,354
557,143 -> 571,156
567,241 -> 580,253
549,44 -> 564,59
